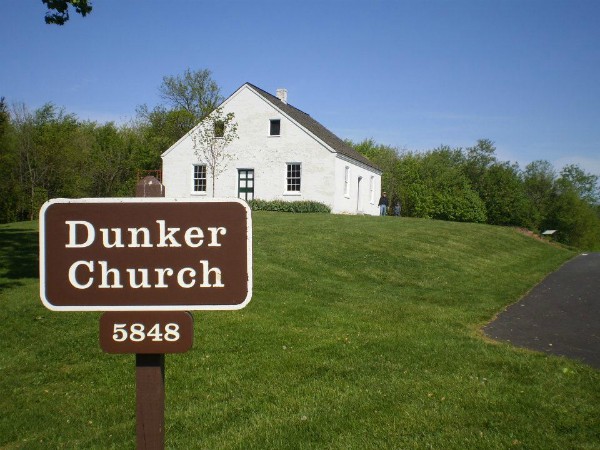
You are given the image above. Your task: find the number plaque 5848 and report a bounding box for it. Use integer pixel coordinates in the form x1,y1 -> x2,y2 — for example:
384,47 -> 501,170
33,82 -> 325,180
100,311 -> 193,354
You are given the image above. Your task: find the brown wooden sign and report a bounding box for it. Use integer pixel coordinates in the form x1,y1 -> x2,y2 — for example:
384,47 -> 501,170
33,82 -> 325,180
39,198 -> 252,311
100,311 -> 194,354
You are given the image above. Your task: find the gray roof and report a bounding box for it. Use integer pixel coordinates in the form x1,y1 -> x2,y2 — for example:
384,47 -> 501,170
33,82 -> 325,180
244,83 -> 381,172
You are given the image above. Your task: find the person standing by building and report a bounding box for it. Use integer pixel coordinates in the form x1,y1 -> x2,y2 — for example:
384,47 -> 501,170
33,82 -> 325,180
378,192 -> 389,216
394,199 -> 401,217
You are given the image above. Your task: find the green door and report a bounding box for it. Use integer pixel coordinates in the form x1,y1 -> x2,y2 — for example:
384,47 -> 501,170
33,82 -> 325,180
238,169 -> 254,201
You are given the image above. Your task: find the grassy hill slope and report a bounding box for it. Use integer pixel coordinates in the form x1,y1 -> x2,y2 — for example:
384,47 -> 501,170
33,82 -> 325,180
1,214 -> 598,449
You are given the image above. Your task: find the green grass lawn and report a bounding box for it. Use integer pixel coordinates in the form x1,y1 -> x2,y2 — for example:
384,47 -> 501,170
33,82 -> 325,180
1,213 -> 598,449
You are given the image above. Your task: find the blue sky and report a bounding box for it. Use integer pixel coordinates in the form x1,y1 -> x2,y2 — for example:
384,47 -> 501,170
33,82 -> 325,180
2,0 -> 599,175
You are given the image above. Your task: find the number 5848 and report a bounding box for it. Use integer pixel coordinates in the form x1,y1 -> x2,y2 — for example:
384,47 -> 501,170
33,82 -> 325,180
112,323 -> 180,342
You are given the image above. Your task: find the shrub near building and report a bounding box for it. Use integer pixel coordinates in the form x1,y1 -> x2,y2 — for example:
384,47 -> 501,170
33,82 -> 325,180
249,199 -> 331,214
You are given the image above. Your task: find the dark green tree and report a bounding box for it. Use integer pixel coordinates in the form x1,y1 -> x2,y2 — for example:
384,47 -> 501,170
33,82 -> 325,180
134,106 -> 198,175
461,139 -> 534,226
477,162 -> 531,226
42,0 -> 92,25
522,160 -> 556,230
0,98 -> 23,223
11,103 -> 85,219
85,122 -> 133,197
398,147 -> 486,222
136,105 -> 197,156
545,186 -> 600,249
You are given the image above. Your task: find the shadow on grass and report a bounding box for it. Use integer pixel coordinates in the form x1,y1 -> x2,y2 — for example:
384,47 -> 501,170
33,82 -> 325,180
0,226 -> 39,293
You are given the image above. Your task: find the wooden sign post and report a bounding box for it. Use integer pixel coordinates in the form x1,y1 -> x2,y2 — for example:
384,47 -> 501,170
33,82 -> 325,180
100,310 -> 194,449
136,353 -> 165,450
136,180 -> 166,450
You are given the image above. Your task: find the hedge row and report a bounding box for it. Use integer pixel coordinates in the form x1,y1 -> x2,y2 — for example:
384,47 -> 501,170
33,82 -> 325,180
248,199 -> 331,213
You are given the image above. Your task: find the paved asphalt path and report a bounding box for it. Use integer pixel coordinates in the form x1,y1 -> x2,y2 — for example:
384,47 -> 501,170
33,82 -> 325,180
483,252 -> 600,369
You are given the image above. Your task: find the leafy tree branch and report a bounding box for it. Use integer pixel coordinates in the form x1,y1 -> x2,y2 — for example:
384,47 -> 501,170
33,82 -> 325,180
42,0 -> 92,25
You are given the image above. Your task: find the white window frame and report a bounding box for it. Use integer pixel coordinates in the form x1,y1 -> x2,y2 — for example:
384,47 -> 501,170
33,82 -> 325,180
344,166 -> 351,198
192,164 -> 207,195
285,162 -> 301,195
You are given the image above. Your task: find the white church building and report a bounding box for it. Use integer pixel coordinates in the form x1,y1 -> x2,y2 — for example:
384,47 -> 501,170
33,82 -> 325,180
161,83 -> 382,215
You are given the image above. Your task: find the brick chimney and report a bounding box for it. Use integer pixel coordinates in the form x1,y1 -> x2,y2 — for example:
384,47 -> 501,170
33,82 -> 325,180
276,88 -> 288,104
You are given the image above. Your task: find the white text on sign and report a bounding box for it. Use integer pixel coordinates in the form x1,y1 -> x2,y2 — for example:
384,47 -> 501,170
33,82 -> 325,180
65,220 -> 227,290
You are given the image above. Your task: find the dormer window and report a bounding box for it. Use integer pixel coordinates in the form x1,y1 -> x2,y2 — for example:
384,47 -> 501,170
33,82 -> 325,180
269,119 -> 281,136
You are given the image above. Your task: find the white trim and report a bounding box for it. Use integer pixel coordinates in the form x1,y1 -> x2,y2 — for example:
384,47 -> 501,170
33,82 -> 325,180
285,162 -> 302,193
344,166 -> 351,198
191,163 -> 207,194
336,153 -> 382,175
357,176 -> 363,213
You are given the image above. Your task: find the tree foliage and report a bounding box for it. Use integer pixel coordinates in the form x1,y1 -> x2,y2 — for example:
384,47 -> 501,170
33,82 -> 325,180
134,68 -> 223,169
0,102 -> 153,221
477,162 -> 531,226
522,160 -> 556,227
135,105 -> 196,170
558,164 -> 600,205
398,148 -> 487,223
0,68 -> 225,221
545,187 -> 600,249
10,103 -> 84,218
42,0 -> 92,25
350,137 -> 600,249
0,98 -> 21,223
158,68 -> 222,122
